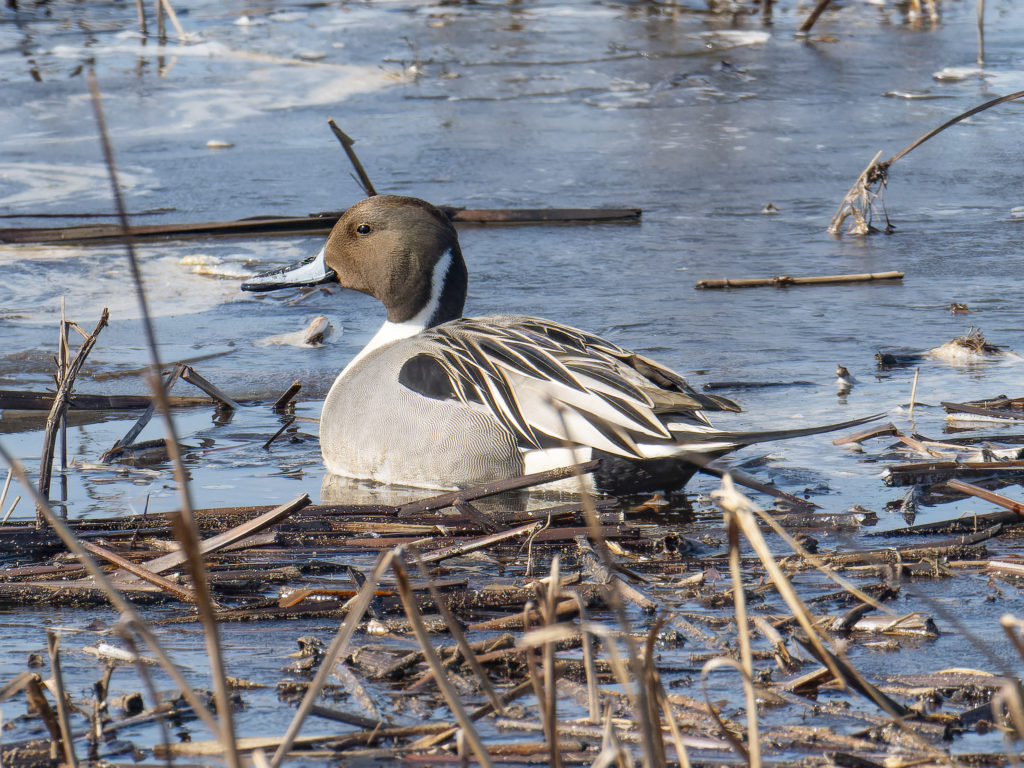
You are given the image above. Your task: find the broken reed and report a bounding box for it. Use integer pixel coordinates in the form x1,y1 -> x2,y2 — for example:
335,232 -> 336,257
830,89 -> 1024,235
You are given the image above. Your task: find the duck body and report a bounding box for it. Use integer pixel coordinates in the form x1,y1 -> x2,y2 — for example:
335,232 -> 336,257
242,195 -> 877,495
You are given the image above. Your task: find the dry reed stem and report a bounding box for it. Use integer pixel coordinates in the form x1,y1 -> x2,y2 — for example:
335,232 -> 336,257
408,543 -> 506,717
115,627 -> 175,762
552,402 -> 661,767
699,656 -> 751,761
751,505 -> 893,614
393,552 -> 494,768
0,468 -> 11,517
827,150 -> 885,236
45,631 -> 77,768
89,71 -> 240,766
24,674 -> 62,753
540,555 -> 563,768
654,679 -> 692,768
1001,615 -> 1024,662
271,550 -> 394,767
571,591 -> 600,724
0,444 -> 220,737
640,619 -> 668,768
58,299 -> 68,480
713,475 -> 845,684
726,514 -> 761,768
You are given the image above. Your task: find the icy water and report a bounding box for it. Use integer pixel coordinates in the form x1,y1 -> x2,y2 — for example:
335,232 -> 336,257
1,0 -> 1024,760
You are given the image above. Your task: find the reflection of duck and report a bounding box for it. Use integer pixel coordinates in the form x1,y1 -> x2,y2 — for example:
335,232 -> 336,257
836,364 -> 857,394
243,195 -> 877,494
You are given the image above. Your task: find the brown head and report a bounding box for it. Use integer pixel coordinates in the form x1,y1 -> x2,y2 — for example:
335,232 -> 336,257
242,195 -> 468,327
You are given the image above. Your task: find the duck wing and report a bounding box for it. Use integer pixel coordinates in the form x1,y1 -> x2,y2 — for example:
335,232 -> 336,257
404,315 -> 739,459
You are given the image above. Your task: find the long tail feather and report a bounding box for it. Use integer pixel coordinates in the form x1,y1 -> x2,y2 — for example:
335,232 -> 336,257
670,412 -> 884,451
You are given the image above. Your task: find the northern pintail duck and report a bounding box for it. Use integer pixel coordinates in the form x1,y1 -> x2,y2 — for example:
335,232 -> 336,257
243,195 -> 875,494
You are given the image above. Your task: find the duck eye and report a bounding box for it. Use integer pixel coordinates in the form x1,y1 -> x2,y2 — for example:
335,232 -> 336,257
356,223 -> 372,235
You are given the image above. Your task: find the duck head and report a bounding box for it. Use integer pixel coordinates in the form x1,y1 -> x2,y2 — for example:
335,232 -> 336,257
242,195 -> 468,327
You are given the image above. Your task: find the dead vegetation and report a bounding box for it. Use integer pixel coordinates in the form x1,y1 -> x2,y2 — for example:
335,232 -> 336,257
829,89 -> 1024,236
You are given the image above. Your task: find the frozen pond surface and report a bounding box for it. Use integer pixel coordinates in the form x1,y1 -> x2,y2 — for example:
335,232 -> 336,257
1,0 -> 1023,759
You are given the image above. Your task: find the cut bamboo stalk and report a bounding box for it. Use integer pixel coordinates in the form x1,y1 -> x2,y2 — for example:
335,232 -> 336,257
695,271 -> 903,290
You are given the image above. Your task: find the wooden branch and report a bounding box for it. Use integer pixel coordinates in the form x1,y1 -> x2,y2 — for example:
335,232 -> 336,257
0,208 -> 641,244
38,308 -> 109,519
123,494 -> 310,577
695,271 -> 903,290
81,539 -> 199,603
273,380 -> 302,411
0,389 -> 215,411
181,366 -> 239,410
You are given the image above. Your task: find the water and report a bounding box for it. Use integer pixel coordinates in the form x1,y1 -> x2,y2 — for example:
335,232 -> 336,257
1,0 -> 1023,759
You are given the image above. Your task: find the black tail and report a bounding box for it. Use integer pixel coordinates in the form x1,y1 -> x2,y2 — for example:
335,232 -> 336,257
669,412 -> 884,452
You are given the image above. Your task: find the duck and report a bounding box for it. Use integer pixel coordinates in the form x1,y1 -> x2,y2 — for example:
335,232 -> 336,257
242,195 -> 877,494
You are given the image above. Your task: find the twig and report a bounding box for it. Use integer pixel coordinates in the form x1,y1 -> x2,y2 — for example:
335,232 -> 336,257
81,539 -> 199,603
797,0 -> 832,34
326,121 -> 378,196
263,417 -> 296,450
397,460 -> 599,517
695,271 -> 903,290
38,307 -> 109,519
103,363 -> 186,459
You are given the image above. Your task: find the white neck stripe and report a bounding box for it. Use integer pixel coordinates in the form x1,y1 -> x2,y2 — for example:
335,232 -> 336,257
341,249 -> 453,376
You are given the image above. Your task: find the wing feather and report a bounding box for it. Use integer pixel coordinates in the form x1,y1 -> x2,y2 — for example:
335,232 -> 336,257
416,315 -> 720,458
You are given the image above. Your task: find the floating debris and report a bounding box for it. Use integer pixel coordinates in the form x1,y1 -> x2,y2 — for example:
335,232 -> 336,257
256,315 -> 334,348
929,328 -> 1019,364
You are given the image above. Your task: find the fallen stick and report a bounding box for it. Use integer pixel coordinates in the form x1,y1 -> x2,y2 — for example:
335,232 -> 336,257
118,493 -> 310,578
883,459 -> 1024,486
102,363 -> 186,460
946,479 -> 1024,517
0,209 -> 642,244
695,271 -> 903,290
81,539 -> 199,603
941,401 -> 1024,421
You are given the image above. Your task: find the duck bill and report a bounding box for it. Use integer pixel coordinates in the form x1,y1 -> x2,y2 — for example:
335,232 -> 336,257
241,246 -> 338,292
